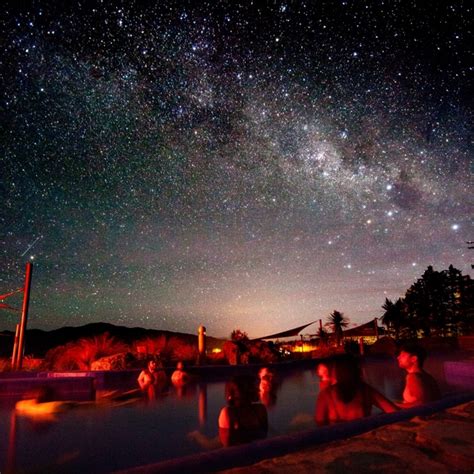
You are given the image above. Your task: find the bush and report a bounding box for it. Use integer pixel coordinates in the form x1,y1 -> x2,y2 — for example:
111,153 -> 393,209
134,335 -> 167,358
44,342 -> 84,370
165,336 -> 198,363
248,341 -> 279,364
0,358 -> 11,372
44,332 -> 129,370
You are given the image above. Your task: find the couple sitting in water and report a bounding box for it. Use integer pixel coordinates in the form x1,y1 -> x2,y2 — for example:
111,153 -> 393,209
315,343 -> 440,426
137,358 -> 190,399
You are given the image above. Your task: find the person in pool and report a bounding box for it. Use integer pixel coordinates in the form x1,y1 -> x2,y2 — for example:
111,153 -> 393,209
396,343 -> 440,407
316,359 -> 336,391
315,354 -> 397,426
218,375 -> 268,446
171,361 -> 190,386
137,357 -> 167,399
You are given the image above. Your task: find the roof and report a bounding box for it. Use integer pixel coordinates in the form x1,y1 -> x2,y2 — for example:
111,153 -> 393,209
343,320 -> 386,337
252,321 -> 318,340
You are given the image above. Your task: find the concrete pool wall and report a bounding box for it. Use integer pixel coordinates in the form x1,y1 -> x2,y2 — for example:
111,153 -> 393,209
0,376 -> 96,401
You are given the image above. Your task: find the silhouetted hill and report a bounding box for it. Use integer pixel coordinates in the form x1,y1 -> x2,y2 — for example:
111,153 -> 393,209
0,323 -> 224,358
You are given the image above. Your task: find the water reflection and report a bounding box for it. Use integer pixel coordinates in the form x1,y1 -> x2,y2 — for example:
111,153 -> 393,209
6,410 -> 17,474
258,367 -> 279,408
198,383 -> 207,427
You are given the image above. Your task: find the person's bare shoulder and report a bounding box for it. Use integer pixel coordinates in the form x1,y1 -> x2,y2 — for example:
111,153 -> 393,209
218,406 -> 231,428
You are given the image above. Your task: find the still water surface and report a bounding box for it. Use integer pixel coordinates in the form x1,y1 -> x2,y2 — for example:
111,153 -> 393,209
0,358 -> 456,473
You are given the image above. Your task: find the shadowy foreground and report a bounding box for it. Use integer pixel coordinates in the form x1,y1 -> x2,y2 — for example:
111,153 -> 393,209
220,401 -> 474,474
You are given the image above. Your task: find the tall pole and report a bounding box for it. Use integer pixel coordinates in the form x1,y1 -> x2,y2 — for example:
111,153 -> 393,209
15,262 -> 33,371
11,324 -> 19,369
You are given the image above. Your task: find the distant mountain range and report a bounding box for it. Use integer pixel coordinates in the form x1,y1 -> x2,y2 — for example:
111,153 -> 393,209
0,322 -> 225,358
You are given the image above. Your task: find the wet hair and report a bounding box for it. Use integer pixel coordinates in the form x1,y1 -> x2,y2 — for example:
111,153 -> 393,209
225,375 -> 259,406
331,354 -> 363,403
398,343 -> 427,367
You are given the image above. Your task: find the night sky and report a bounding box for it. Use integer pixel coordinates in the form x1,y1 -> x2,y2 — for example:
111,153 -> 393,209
1,1 -> 472,338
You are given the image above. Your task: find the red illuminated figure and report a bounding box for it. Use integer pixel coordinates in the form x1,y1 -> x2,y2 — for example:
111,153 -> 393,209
315,354 -> 397,426
137,358 -> 167,399
397,343 -> 440,407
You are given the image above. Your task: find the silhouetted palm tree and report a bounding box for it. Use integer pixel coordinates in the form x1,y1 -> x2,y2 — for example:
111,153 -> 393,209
381,297 -> 405,340
326,310 -> 349,346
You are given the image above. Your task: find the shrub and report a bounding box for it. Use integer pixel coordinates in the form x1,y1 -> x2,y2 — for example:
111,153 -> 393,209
44,342 -> 84,370
165,336 -> 198,363
0,358 -> 11,372
44,332 -> 129,370
248,341 -> 279,364
135,335 -> 167,358
22,356 -> 44,371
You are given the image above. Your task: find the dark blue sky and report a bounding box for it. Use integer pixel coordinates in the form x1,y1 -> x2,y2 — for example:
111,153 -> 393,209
1,1 -> 472,337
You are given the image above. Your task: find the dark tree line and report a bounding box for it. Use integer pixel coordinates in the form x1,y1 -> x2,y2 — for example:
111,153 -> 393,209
381,265 -> 474,339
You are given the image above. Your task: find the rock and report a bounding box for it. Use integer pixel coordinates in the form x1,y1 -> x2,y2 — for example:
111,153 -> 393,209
91,352 -> 135,370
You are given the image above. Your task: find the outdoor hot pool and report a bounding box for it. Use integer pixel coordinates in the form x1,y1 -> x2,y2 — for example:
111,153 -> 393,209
0,357 -> 469,473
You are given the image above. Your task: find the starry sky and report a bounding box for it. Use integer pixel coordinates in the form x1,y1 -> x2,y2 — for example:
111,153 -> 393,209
1,1 -> 472,338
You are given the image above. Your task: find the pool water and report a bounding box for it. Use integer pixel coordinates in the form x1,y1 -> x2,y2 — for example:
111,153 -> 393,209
0,358 -> 461,473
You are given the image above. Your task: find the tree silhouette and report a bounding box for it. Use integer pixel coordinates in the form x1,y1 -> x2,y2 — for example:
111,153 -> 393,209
381,297 -> 405,340
326,310 -> 349,346
390,265 -> 474,339
230,329 -> 249,342
446,264 -> 474,335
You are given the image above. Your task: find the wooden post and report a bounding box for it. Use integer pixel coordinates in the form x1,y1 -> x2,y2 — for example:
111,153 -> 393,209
198,325 -> 206,365
15,262 -> 33,370
11,324 -> 19,369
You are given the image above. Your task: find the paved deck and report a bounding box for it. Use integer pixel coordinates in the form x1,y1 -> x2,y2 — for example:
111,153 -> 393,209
220,401 -> 474,474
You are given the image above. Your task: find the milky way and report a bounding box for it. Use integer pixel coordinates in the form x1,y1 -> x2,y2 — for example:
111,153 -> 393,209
1,1 -> 472,337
